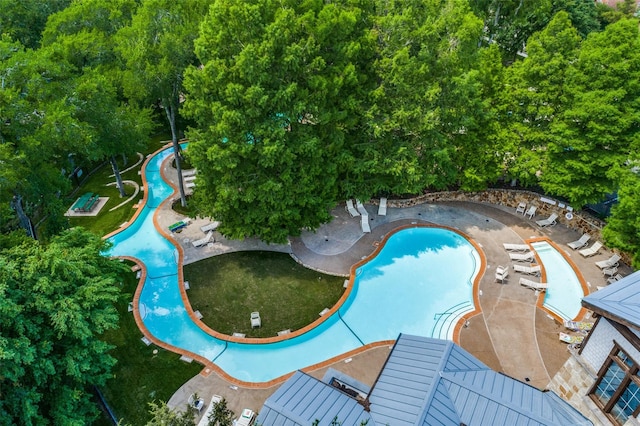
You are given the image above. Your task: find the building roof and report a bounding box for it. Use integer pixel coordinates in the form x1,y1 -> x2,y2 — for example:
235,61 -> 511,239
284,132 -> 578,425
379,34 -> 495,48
256,335 -> 592,426
256,370 -> 373,426
582,270 -> 640,330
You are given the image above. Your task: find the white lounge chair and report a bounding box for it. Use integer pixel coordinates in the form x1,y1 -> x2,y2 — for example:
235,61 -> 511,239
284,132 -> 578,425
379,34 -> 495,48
536,213 -> 558,227
250,311 -> 261,328
563,321 -> 593,333
192,231 -> 214,248
579,241 -> 603,257
607,273 -> 624,285
356,199 -> 368,217
567,234 -> 591,250
200,221 -> 220,233
378,197 -> 387,216
183,174 -> 197,182
519,277 -> 547,291
503,243 -> 529,252
186,181 -> 196,189
361,215 -> 371,233
602,266 -> 618,277
524,206 -> 537,219
182,169 -> 197,177
595,254 -> 621,270
513,264 -> 542,276
516,202 -> 526,214
509,251 -> 535,262
197,395 -> 223,426
495,266 -> 509,283
346,199 -> 359,217
559,332 -> 584,345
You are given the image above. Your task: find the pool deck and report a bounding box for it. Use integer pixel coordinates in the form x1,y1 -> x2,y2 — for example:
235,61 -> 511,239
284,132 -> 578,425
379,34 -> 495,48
155,160 -> 633,420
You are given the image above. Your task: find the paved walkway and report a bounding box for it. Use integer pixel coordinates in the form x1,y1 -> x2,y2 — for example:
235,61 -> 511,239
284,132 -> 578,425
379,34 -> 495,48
157,160 -> 631,421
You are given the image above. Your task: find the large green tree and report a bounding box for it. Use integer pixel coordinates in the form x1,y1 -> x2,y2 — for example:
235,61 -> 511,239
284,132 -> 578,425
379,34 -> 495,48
183,0 -> 376,243
116,0 -> 212,207
0,0 -> 71,48
539,18 -> 640,206
0,227 -> 125,424
364,0 -> 491,194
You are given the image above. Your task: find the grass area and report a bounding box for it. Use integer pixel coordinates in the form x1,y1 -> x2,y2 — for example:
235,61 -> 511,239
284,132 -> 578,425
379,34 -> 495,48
99,263 -> 202,426
184,251 -> 345,338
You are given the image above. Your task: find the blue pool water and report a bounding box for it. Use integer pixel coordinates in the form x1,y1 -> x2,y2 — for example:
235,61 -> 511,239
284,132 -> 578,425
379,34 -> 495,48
106,145 -> 480,383
531,241 -> 583,320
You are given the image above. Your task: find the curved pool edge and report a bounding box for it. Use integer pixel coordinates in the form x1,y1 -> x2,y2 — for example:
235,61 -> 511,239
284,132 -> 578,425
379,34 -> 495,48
525,237 -> 590,322
101,142 -> 489,387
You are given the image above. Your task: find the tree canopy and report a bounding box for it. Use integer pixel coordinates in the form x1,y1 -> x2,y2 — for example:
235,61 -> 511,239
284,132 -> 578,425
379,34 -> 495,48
0,227 -> 126,424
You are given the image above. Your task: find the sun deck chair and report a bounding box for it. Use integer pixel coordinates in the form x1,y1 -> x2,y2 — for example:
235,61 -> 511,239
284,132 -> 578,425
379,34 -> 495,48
250,311 -> 261,328
563,320 -> 593,333
607,273 -> 624,285
186,181 -> 196,189
595,253 -> 621,270
524,206 -> 537,219
378,197 -> 387,216
192,231 -> 214,248
356,199 -> 368,217
567,234 -> 591,250
182,169 -> 197,177
579,241 -> 603,257
200,221 -> 220,233
536,213 -> 558,227
513,264 -> 542,276
361,215 -> 371,233
559,332 -> 584,345
495,266 -> 509,283
519,277 -> 547,291
509,251 -> 535,262
602,266 -> 618,277
503,243 -> 530,252
515,202 -> 526,215
345,199 -> 360,217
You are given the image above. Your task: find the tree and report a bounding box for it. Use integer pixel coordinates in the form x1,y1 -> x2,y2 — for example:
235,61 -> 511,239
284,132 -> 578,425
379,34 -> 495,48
499,12 -> 581,187
603,168 -> 640,268
206,397 -> 233,426
0,227 -> 126,424
539,18 -> 640,206
363,0 -> 488,193
145,401 -> 196,426
552,0 -> 600,38
116,0 -> 212,207
183,0 -> 376,243
0,0 -> 71,48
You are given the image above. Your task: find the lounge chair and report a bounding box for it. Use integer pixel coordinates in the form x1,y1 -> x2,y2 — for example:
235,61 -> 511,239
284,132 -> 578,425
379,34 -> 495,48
513,264 -> 542,276
607,273 -> 624,285
356,199 -> 368,217
536,213 -> 558,227
579,241 -> 603,257
361,215 -> 371,233
595,254 -> 621,270
519,277 -> 547,291
183,174 -> 197,182
250,311 -> 261,328
192,231 -> 214,248
378,197 -> 387,216
503,243 -> 530,252
495,266 -> 509,283
509,251 -> 535,262
516,202 -> 526,215
182,169 -> 197,177
567,234 -> 591,250
197,395 -> 223,426
559,332 -> 584,345
346,199 -> 360,217
200,221 -> 220,233
524,206 -> 537,219
563,321 -> 593,333
186,181 -> 196,189
602,266 -> 618,277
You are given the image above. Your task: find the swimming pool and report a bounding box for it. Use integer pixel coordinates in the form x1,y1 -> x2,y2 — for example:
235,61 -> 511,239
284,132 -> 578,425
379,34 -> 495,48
106,145 -> 480,383
531,241 -> 584,320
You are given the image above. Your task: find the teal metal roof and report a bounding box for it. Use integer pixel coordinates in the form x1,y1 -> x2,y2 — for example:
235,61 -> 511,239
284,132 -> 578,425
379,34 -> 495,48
255,334 -> 592,426
582,271 -> 640,329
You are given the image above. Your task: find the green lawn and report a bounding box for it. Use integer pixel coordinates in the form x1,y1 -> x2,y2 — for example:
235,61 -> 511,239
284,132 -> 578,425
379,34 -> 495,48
184,251 -> 345,338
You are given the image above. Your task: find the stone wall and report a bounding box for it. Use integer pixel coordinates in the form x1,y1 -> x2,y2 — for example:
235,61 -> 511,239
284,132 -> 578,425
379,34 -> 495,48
382,189 -> 633,265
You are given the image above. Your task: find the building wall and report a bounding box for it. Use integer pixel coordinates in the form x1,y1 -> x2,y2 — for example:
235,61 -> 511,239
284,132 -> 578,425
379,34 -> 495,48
549,318 -> 640,426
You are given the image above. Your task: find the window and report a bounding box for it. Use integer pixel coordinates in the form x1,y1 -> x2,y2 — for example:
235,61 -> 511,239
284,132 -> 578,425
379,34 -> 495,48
590,346 -> 640,425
